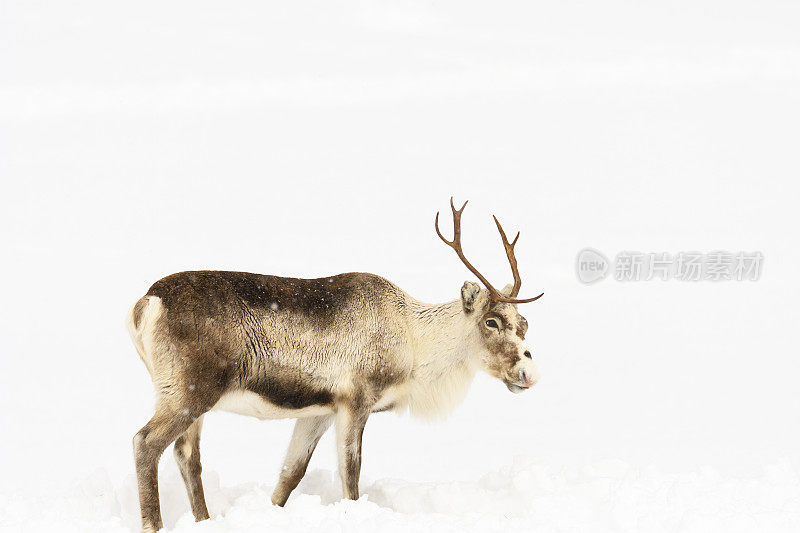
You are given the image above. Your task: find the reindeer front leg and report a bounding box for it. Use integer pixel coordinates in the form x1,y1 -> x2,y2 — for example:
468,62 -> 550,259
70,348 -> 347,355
334,405 -> 369,499
271,415 -> 333,506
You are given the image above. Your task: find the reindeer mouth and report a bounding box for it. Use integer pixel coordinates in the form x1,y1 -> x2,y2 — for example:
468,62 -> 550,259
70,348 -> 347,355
504,368 -> 537,393
503,380 -> 529,394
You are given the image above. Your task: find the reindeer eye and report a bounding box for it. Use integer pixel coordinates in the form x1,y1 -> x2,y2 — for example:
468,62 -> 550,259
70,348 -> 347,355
485,319 -> 499,329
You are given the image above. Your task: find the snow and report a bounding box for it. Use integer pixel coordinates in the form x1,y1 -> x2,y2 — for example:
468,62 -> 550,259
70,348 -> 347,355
2,0 -> 800,531
4,459 -> 800,532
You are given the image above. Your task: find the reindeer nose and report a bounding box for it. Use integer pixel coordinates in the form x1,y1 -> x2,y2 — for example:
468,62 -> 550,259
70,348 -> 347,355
519,369 -> 536,388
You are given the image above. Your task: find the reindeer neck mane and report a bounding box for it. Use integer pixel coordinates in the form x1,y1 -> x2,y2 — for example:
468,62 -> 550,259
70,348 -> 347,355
402,298 -> 480,420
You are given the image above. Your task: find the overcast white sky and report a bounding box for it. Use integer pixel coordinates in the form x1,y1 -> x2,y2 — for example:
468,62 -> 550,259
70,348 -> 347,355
1,2 -> 798,526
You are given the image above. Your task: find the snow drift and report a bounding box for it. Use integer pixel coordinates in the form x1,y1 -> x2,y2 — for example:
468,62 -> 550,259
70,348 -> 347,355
3,458 -> 799,532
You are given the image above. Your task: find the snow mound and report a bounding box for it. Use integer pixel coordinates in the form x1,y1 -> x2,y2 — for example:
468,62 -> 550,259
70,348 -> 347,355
2,458 -> 799,532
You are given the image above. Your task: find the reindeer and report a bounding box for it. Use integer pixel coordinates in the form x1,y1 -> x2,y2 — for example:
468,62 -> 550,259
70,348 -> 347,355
127,198 -> 544,532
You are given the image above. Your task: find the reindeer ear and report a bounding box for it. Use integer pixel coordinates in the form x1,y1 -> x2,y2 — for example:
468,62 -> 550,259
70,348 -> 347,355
500,283 -> 515,298
460,281 -> 483,313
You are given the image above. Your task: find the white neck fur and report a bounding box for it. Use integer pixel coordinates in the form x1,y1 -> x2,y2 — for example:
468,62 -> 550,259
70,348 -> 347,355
402,298 -> 481,420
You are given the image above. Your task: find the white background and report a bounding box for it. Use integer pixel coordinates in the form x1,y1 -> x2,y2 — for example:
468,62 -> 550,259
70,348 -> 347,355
1,1 -> 798,531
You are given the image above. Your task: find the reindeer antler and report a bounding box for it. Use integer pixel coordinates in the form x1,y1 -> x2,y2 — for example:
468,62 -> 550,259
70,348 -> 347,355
435,197 -> 544,304
435,198 -> 502,297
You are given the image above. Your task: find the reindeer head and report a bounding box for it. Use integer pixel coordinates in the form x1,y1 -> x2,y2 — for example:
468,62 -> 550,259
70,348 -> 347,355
436,198 -> 544,393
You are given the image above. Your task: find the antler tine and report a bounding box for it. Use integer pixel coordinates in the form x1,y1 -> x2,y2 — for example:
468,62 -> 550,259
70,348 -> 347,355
496,291 -> 545,304
435,198 -> 502,297
434,212 -> 452,245
492,215 -> 523,297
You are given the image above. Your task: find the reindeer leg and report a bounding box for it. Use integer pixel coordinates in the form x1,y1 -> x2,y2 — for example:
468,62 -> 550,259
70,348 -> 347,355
271,415 -> 333,506
133,402 -> 204,532
173,415 -> 209,521
334,406 -> 370,500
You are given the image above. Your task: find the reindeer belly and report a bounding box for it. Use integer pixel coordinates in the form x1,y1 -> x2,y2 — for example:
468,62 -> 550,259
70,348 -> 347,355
212,390 -> 334,420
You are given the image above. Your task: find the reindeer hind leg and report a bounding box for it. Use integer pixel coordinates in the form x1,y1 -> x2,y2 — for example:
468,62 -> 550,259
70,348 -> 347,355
133,401 -> 200,532
133,378 -> 223,531
174,415 -> 210,521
